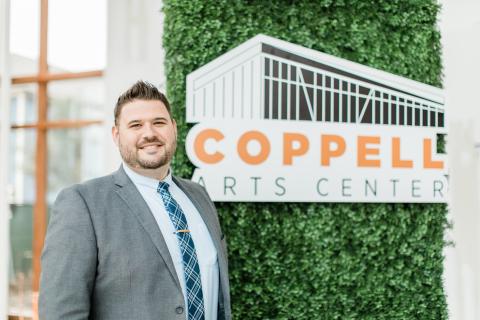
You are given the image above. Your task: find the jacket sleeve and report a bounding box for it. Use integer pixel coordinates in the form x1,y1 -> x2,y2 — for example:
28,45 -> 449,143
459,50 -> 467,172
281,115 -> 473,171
39,186 -> 97,320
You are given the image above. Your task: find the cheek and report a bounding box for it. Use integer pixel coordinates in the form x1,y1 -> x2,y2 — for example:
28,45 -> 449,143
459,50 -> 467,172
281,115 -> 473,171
157,128 -> 175,141
119,132 -> 139,147
167,132 -> 177,145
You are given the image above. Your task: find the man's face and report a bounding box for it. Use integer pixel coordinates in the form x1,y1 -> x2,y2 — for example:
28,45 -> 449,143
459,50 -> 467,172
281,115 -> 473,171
112,99 -> 177,171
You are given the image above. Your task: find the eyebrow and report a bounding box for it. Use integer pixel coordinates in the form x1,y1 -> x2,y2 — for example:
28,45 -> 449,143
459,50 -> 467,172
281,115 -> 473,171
126,117 -> 169,126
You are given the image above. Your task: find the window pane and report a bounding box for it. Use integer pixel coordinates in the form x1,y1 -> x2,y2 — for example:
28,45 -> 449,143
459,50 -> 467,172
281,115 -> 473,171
9,204 -> 34,318
48,0 -> 106,72
48,78 -> 105,121
8,129 -> 36,204
47,125 -> 105,204
8,129 -> 36,318
9,0 -> 40,76
10,84 -> 38,125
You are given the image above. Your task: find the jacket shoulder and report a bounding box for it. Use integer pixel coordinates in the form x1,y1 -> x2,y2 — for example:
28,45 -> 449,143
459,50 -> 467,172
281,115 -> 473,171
57,171 -> 117,200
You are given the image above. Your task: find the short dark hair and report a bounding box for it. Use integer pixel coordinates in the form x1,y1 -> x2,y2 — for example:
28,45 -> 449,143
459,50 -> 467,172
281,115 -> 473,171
114,80 -> 172,125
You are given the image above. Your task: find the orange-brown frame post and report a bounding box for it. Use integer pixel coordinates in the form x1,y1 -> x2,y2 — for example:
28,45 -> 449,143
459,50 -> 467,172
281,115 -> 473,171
30,0 -> 48,318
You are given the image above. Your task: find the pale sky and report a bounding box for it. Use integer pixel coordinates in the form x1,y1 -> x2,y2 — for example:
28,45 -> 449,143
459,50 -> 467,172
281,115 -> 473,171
9,0 -> 107,72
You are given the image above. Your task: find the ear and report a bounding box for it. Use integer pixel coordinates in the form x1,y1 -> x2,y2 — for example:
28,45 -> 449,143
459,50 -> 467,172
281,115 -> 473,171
112,125 -> 120,147
173,119 -> 178,138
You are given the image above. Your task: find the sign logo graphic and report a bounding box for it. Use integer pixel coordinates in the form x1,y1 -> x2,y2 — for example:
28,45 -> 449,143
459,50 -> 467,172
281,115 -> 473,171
185,35 -> 447,203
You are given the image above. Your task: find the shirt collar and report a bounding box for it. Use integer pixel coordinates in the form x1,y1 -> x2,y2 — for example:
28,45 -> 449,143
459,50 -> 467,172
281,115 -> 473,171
122,162 -> 173,190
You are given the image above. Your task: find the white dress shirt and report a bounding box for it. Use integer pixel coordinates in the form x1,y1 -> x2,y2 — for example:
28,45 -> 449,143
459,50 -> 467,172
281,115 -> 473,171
123,164 -> 219,320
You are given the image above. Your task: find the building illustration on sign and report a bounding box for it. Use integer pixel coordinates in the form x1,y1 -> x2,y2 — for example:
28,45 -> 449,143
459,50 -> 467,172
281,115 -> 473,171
185,34 -> 447,203
186,35 -> 444,128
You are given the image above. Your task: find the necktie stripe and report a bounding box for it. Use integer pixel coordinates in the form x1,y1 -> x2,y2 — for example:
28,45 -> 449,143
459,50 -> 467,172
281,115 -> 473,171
157,182 -> 205,320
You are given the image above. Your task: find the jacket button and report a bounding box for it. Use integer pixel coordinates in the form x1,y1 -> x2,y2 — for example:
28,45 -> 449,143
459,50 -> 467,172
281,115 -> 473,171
175,306 -> 184,314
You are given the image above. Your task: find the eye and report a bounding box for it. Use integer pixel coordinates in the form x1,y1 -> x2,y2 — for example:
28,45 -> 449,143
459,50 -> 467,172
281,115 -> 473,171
129,123 -> 141,128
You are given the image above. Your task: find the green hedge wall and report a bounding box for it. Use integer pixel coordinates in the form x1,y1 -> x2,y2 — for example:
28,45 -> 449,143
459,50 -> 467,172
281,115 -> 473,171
163,1 -> 448,319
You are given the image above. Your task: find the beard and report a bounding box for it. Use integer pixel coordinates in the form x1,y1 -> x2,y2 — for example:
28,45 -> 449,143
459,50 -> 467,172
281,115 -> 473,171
119,136 -> 176,170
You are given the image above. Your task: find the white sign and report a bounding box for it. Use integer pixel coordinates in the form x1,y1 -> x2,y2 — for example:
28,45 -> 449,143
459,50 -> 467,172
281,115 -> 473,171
185,35 -> 447,203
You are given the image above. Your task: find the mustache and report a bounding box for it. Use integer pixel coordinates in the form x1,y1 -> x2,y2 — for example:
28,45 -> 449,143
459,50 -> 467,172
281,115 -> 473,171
137,137 -> 165,148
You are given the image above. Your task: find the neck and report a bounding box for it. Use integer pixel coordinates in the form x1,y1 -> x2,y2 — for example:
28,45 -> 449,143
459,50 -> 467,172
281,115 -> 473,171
125,163 -> 170,181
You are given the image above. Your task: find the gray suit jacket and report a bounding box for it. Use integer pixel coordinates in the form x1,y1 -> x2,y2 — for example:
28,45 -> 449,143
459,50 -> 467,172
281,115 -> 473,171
39,166 -> 231,320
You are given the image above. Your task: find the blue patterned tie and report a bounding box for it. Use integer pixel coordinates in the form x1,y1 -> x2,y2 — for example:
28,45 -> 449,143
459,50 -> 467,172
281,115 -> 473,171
157,181 -> 205,320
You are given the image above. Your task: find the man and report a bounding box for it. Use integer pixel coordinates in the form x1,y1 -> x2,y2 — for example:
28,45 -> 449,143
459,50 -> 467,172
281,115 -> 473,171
39,81 -> 231,320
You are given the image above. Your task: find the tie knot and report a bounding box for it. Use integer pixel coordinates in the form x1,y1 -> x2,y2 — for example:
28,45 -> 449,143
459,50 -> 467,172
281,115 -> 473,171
157,181 -> 170,194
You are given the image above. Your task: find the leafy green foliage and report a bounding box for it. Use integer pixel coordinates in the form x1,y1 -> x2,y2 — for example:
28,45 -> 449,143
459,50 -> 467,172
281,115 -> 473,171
163,1 -> 447,318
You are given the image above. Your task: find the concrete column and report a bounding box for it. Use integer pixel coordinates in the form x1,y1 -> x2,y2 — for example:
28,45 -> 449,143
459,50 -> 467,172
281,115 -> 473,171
440,1 -> 480,319
104,0 -> 166,173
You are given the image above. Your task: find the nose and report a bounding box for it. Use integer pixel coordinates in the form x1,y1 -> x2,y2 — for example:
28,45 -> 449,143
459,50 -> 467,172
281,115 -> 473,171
141,122 -> 156,138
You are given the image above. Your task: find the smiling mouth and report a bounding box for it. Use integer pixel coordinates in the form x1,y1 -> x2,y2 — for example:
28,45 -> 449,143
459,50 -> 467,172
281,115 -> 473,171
138,144 -> 164,154
139,143 -> 164,149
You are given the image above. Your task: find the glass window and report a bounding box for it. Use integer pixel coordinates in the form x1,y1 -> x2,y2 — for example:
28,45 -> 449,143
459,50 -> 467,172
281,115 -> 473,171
47,78 -> 105,121
8,129 -> 37,205
7,1 -> 107,318
8,128 -> 36,318
9,203 -> 34,319
47,125 -> 106,204
10,84 -> 38,125
9,0 -> 40,76
48,0 -> 107,72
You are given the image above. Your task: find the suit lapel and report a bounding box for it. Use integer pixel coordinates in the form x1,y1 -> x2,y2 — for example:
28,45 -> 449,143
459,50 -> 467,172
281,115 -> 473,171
113,167 -> 181,289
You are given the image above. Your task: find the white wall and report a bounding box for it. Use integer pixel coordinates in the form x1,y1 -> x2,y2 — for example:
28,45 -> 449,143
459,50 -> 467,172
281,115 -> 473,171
104,0 -> 166,173
440,1 -> 480,319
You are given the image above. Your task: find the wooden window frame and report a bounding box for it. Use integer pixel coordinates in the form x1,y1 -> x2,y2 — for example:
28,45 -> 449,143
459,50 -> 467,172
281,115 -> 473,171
9,1 -> 104,317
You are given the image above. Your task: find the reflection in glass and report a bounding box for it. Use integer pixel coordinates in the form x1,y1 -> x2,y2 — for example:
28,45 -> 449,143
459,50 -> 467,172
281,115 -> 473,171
48,78 -> 105,121
10,84 -> 38,125
8,129 -> 36,205
10,54 -> 40,77
8,129 -> 36,318
47,125 -> 105,204
9,204 -> 34,318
